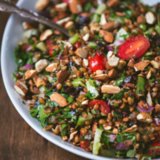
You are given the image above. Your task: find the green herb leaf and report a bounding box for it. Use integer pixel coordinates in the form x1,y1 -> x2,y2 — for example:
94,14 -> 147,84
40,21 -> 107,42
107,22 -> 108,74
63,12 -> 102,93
72,78 -> 85,87
126,149 -> 136,158
86,79 -> 99,99
93,128 -> 103,155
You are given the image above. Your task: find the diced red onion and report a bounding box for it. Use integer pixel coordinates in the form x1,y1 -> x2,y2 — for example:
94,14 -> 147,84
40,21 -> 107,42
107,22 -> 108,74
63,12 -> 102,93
116,140 -> 132,150
154,118 -> 160,126
108,134 -> 116,142
107,45 -> 114,51
137,105 -> 154,113
24,64 -> 33,70
114,40 -> 125,46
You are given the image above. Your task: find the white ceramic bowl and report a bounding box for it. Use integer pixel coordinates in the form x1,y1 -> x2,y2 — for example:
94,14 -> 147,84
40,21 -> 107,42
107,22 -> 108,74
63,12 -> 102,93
1,0 -> 159,160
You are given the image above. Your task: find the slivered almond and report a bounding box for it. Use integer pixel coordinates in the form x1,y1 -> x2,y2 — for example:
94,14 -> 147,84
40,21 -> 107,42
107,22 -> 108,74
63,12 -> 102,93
35,0 -> 50,11
24,70 -> 37,80
14,81 -> 28,96
40,29 -> 53,41
50,92 -> 68,107
101,84 -> 121,94
134,60 -> 150,71
45,63 -> 58,72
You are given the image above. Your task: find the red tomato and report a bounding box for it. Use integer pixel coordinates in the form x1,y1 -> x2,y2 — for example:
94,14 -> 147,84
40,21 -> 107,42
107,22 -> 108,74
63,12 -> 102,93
80,140 -> 90,151
118,35 -> 150,60
63,0 -> 70,3
89,100 -> 110,115
88,53 -> 107,73
148,141 -> 160,156
74,42 -> 81,49
46,40 -> 58,56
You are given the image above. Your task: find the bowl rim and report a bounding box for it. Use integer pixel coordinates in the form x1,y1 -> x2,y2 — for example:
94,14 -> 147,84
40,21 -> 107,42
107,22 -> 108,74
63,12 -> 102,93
1,0 -> 130,160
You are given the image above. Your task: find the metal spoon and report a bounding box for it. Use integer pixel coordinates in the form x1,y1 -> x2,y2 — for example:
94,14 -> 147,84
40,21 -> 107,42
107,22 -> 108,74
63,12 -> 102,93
0,1 -> 69,37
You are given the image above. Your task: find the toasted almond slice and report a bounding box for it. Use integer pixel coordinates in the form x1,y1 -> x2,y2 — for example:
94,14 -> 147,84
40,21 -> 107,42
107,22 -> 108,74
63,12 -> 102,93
33,76 -> 46,88
134,60 -> 150,71
137,113 -> 152,123
50,92 -> 68,107
151,60 -> 159,69
35,59 -> 48,72
100,30 -> 114,43
40,29 -> 53,41
75,47 -> 88,58
107,0 -> 119,7
45,63 -> 58,72
14,81 -> 28,96
102,21 -> 116,30
24,70 -> 37,80
55,3 -> 67,11
93,74 -> 108,81
56,17 -> 71,25
69,0 -> 82,14
35,0 -> 50,11
57,70 -> 70,83
124,125 -> 137,133
101,84 -> 121,94
65,21 -> 74,29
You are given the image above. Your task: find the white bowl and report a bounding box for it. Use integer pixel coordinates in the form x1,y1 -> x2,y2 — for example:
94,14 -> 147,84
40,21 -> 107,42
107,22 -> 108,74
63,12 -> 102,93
1,0 -> 159,160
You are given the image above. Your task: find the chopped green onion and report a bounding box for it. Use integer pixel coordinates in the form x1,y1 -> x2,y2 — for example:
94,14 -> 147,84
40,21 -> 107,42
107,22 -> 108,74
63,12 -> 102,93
69,34 -> 79,44
136,75 -> 146,96
115,73 -> 126,86
93,128 -> 103,155
88,42 -> 97,49
92,14 -> 100,23
96,4 -> 106,14
36,42 -> 47,52
86,79 -> 99,99
72,78 -> 85,87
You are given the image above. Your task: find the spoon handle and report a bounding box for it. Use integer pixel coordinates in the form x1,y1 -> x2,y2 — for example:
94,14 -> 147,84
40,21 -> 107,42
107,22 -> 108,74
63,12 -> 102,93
0,1 -> 69,37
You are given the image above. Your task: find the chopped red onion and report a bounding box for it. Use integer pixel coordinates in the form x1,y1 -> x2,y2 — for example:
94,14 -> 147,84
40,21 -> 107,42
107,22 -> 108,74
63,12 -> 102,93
24,64 -> 33,70
137,105 -> 154,113
108,134 -> 116,142
116,140 -> 132,150
107,45 -> 114,51
114,39 -> 124,46
154,118 -> 160,126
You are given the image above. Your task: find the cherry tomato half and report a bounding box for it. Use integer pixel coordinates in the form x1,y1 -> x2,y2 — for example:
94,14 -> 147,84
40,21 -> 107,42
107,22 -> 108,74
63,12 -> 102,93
46,39 -> 59,56
88,53 -> 107,73
118,35 -> 150,60
148,141 -> 160,156
80,140 -> 90,151
89,100 -> 110,115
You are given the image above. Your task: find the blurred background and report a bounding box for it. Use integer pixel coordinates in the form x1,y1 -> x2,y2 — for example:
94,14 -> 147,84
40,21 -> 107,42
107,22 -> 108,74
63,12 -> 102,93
0,0 -> 85,160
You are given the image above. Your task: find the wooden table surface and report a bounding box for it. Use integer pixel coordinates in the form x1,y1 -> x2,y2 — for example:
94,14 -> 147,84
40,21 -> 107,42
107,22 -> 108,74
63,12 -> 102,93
0,2 -> 86,160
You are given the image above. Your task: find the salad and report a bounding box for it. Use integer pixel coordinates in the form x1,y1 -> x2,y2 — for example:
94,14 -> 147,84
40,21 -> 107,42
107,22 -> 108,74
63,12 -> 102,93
13,0 -> 160,159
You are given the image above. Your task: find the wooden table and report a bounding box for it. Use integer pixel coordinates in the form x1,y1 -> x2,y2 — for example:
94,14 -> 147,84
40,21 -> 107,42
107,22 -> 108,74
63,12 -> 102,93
0,2 -> 86,160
